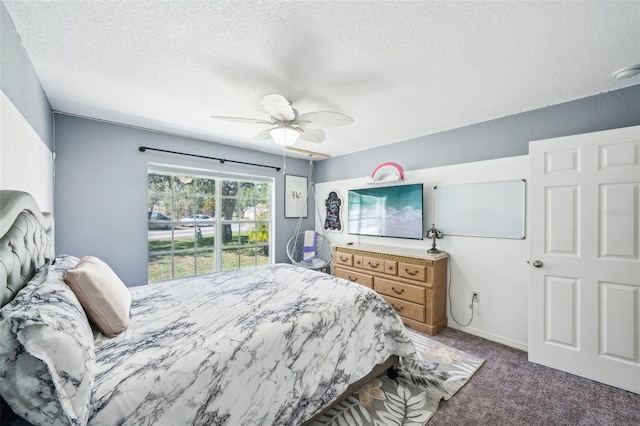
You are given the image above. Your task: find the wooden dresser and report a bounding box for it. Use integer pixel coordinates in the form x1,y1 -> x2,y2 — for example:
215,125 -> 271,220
333,243 -> 448,336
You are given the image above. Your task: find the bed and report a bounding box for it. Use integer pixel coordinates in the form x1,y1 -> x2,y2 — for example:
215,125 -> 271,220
0,190 -> 418,425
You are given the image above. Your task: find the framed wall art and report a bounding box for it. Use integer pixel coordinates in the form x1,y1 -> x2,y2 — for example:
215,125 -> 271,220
284,174 -> 308,218
323,190 -> 343,232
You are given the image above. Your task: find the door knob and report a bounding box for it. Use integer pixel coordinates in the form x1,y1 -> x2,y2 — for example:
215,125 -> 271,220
532,260 -> 543,268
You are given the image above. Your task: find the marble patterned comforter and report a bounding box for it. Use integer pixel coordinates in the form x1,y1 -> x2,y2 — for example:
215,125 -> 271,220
89,264 -> 417,425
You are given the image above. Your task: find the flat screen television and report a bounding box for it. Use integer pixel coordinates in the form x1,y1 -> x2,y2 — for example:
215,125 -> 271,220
348,183 -> 424,240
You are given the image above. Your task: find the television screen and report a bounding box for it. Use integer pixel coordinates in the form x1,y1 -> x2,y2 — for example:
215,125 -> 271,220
348,183 -> 424,240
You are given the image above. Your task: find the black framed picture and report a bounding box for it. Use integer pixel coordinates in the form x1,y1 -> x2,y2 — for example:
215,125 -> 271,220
284,174 -> 308,218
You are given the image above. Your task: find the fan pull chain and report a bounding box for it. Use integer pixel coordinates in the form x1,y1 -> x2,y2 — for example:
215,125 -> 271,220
282,144 -> 287,174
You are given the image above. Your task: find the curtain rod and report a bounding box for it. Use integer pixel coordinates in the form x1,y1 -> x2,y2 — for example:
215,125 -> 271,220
138,146 -> 281,172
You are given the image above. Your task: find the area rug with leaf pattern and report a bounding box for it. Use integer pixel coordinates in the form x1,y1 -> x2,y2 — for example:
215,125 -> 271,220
310,328 -> 484,426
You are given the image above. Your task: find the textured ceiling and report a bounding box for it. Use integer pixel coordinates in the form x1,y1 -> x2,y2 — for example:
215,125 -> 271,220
4,1 -> 640,159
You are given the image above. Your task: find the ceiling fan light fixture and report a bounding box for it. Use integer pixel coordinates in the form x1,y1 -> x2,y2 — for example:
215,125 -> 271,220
270,127 -> 298,146
211,94 -> 353,147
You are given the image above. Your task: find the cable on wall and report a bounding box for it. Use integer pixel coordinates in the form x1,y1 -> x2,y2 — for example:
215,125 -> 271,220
138,146 -> 281,172
446,254 -> 475,327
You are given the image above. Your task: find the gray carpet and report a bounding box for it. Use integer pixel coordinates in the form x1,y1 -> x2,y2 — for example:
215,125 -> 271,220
427,328 -> 640,426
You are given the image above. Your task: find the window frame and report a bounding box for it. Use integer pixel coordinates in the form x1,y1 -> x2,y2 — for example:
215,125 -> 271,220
147,164 -> 274,282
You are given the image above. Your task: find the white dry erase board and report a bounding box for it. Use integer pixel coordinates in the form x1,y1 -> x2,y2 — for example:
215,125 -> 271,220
433,179 -> 526,239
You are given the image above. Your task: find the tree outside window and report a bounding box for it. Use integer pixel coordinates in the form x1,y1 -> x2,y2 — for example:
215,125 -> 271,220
147,169 -> 272,282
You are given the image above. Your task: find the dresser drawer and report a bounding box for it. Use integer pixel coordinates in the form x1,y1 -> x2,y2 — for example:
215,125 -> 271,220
398,262 -> 431,282
335,253 -> 354,267
374,277 -> 425,305
363,256 -> 385,273
334,268 -> 373,288
384,260 -> 397,275
381,295 -> 425,322
353,255 -> 364,268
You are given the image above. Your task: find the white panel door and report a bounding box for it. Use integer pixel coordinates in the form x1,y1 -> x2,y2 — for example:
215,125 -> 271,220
529,125 -> 640,394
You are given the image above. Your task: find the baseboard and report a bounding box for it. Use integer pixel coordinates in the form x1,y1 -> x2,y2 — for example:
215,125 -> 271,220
446,323 -> 528,352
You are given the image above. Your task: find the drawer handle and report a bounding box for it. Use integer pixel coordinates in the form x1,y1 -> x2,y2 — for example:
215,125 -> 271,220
348,276 -> 358,282
340,256 -> 349,261
368,261 -> 380,268
391,304 -> 404,312
391,286 -> 405,295
404,268 -> 419,276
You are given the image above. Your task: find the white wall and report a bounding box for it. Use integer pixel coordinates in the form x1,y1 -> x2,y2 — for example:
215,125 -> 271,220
1,1 -> 54,213
0,91 -> 54,212
315,155 -> 530,350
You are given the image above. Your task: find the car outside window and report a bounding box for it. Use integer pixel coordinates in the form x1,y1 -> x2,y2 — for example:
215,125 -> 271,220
148,169 -> 273,282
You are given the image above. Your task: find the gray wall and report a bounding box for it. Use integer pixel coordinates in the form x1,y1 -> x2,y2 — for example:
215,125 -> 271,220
315,85 -> 640,182
54,115 -> 314,286
0,2 -> 53,150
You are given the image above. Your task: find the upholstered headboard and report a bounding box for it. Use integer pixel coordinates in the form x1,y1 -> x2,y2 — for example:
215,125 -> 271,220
0,190 -> 53,307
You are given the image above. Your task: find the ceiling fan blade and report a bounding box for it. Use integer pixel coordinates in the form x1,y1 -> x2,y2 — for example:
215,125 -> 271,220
261,94 -> 296,121
210,116 -> 273,124
298,128 -> 325,144
254,128 -> 275,141
296,111 -> 354,128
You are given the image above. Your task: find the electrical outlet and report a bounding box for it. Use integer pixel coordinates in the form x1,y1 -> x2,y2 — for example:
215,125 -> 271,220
472,291 -> 479,303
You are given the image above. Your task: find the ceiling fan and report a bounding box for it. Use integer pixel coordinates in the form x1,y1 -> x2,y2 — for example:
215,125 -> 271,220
210,94 -> 354,146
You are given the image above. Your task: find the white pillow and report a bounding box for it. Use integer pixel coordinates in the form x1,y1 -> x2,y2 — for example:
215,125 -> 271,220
64,256 -> 131,337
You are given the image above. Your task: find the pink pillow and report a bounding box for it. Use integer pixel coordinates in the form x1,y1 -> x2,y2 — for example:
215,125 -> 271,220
64,256 -> 131,337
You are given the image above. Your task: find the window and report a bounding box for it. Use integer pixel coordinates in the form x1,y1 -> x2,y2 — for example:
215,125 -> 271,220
147,167 -> 273,282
